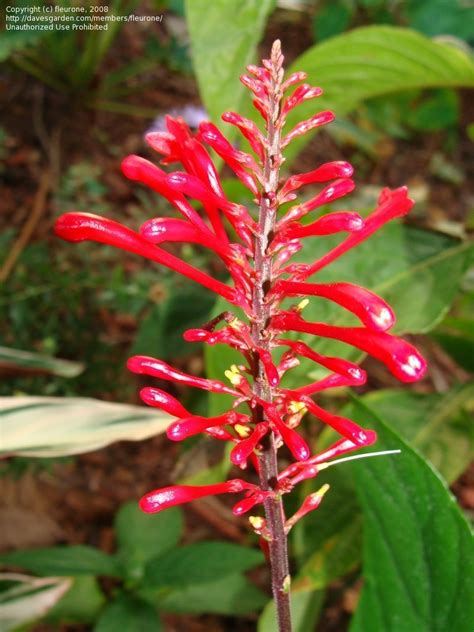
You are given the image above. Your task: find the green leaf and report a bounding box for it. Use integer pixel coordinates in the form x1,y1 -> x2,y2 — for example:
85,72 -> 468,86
0,396 -> 171,458
185,0 -> 275,125
94,595 -> 162,632
284,26 -> 474,161
347,399 -> 474,632
313,1 -> 353,42
0,346 -> 84,378
258,589 -> 324,632
45,576 -> 105,624
144,541 -> 263,588
404,0 -> 474,41
0,546 -> 120,578
0,573 -> 71,632
115,502 -> 183,581
363,383 -> 474,482
406,89 -> 459,131
155,572 -> 267,615
294,519 -> 362,592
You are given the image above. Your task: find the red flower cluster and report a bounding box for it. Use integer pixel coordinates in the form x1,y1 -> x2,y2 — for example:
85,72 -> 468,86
55,42 -> 426,533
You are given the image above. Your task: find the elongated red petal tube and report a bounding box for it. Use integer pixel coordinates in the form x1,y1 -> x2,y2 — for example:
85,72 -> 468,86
222,111 -> 265,161
140,479 -> 256,513
54,213 -> 236,302
272,313 -> 427,382
303,398 -> 374,446
275,281 -> 395,331
140,387 -> 191,418
127,355 -> 239,395
140,217 -> 231,259
282,111 -> 335,147
276,339 -> 366,383
280,179 -> 356,224
281,84 -> 323,117
167,412 -> 246,441
280,161 -> 353,197
277,212 -> 364,241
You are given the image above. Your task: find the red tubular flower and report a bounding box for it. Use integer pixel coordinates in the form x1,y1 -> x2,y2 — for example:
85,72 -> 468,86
139,386 -> 191,418
274,281 -> 395,331
222,111 -> 265,161
272,312 -> 426,382
127,355 -> 239,395
279,161 -> 353,198
281,111 -> 336,147
279,178 -> 356,225
274,212 -> 364,244
140,479 -> 257,514
293,186 -> 414,279
56,41 -> 426,544
54,213 -> 236,302
121,155 -> 211,234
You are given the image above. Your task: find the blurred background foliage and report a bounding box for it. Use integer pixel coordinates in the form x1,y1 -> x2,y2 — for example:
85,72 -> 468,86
1,0 -> 473,630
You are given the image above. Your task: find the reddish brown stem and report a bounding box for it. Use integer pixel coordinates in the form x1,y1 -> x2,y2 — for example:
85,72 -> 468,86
251,41 -> 292,632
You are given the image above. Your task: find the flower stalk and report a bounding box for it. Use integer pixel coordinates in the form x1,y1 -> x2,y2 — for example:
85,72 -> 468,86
54,40 -> 427,632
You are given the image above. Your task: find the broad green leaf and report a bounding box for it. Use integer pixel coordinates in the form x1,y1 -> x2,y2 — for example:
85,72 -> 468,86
0,546 -> 120,578
293,381 -> 474,591
115,502 -> 183,581
0,346 -> 84,378
294,519 -> 362,592
0,396 -> 171,457
144,541 -> 263,588
94,595 -> 162,632
258,589 -> 324,632
0,573 -> 71,632
363,383 -> 474,482
348,399 -> 474,632
155,572 -> 267,615
45,576 -> 105,624
284,26 -> 474,162
185,0 -> 275,125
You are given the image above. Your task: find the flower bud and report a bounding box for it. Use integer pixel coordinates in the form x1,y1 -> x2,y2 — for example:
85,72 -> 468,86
139,386 -> 190,418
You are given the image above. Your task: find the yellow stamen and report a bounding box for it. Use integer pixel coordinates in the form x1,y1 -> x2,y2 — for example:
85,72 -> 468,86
235,424 -> 251,438
311,483 -> 330,500
288,400 -> 307,414
297,298 -> 309,312
249,516 -> 264,530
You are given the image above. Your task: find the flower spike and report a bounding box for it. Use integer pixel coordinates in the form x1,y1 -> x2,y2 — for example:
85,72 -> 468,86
56,42 -> 427,620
